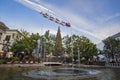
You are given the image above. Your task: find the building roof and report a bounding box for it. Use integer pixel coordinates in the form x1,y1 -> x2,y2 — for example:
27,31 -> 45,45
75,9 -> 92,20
0,21 -> 9,30
97,32 -> 120,50
112,32 -> 120,38
6,29 -> 19,31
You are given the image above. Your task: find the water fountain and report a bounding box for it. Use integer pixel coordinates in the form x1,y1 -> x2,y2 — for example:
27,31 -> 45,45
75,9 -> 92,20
23,35 -> 101,80
23,67 -> 100,80
24,46 -> 100,80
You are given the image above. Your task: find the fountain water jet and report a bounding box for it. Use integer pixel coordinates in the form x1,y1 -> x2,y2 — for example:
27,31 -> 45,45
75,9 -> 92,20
24,67 -> 101,80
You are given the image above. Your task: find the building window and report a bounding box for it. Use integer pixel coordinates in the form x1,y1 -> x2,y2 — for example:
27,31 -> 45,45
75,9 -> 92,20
0,33 -> 2,40
5,35 -> 11,42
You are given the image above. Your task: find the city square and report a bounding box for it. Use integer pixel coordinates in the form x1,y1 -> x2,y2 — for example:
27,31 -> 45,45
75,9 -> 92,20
0,0 -> 120,80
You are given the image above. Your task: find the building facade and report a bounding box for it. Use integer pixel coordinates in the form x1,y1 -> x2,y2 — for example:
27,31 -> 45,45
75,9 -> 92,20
0,22 -> 22,52
97,32 -> 120,50
112,32 -> 120,39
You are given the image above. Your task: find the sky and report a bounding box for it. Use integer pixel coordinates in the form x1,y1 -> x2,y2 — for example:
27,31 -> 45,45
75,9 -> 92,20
0,0 -> 120,44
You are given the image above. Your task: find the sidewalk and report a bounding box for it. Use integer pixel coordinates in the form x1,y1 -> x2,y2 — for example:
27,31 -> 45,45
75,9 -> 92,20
0,63 -> 44,67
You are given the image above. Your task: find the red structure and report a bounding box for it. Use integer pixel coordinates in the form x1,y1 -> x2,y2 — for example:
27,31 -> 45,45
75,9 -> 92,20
66,22 -> 71,27
39,12 -> 71,27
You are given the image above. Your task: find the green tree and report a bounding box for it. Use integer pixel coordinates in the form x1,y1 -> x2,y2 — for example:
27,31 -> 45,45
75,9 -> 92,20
20,29 -> 29,37
39,31 -> 55,58
103,37 -> 120,59
44,30 -> 50,54
46,32 -> 55,55
54,27 -> 63,56
63,35 -> 97,63
11,39 -> 26,53
10,28 -> 98,63
11,32 -> 40,57
78,36 -> 97,62
11,37 -> 36,55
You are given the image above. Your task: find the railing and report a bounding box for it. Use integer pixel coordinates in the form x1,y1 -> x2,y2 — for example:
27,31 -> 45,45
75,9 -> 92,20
106,63 -> 120,68
88,61 -> 106,66
88,61 -> 120,68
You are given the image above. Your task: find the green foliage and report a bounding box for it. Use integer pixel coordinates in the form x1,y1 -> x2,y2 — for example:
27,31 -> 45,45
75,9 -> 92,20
0,58 -> 10,64
10,28 -> 97,63
54,27 -> 63,56
0,59 -> 7,64
10,31 -> 40,55
63,35 -> 98,62
20,29 -> 29,37
103,37 -> 120,58
39,30 -> 55,58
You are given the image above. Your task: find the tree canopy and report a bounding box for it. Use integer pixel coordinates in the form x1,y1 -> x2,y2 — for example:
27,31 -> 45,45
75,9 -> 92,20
103,37 -> 120,58
63,34 -> 98,62
10,28 -> 98,63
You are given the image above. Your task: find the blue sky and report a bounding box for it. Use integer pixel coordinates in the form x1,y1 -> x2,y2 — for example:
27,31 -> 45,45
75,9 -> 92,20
0,0 -> 120,44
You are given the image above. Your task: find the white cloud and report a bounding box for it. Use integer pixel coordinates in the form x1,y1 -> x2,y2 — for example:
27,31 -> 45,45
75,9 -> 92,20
104,13 -> 120,22
33,1 -> 103,39
93,23 -> 120,39
16,0 -> 102,39
16,0 -> 54,13
22,26 -> 67,37
95,13 -> 120,24
16,0 -> 120,44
